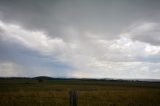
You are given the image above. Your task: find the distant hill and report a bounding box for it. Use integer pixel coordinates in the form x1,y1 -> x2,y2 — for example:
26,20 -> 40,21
0,76 -> 160,82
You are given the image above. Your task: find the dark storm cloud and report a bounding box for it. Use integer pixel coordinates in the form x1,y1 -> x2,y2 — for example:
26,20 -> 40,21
1,0 -> 160,40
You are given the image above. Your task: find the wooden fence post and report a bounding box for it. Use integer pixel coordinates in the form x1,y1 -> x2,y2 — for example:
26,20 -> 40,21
69,90 -> 78,106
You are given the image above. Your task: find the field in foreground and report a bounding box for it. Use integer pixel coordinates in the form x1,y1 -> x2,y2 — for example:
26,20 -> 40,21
0,78 -> 160,106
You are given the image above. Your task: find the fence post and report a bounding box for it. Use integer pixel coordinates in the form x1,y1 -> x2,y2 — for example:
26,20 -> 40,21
69,90 -> 78,106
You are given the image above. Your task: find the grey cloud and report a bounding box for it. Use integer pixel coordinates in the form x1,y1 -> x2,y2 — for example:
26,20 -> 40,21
0,0 -> 160,78
0,34 -> 73,77
126,22 -> 160,46
1,0 -> 160,41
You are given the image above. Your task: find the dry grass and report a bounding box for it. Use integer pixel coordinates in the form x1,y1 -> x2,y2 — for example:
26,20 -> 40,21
0,79 -> 160,106
79,89 -> 160,106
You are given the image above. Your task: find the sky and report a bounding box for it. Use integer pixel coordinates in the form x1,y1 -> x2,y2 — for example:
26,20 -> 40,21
0,0 -> 160,79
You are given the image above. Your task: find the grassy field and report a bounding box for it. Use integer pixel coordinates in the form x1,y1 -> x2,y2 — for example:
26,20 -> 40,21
0,78 -> 160,106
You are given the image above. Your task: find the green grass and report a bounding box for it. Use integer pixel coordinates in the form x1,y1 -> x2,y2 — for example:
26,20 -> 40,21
0,79 -> 160,106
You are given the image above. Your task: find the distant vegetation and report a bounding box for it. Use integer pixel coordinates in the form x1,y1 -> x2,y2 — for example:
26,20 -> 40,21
0,77 -> 160,106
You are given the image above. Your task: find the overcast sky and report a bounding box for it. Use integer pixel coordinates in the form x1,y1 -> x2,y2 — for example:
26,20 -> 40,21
0,0 -> 160,79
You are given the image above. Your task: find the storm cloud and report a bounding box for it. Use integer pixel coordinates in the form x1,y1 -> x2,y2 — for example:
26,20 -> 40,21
0,0 -> 160,79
